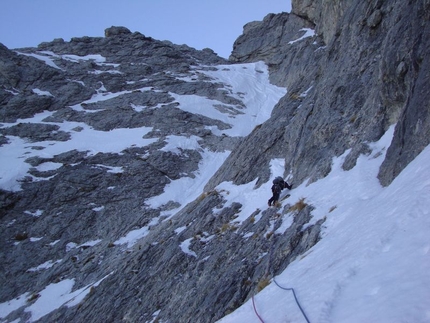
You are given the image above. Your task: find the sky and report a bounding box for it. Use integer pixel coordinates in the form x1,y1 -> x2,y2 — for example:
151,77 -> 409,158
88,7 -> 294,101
1,46 -> 429,322
0,0 -> 291,58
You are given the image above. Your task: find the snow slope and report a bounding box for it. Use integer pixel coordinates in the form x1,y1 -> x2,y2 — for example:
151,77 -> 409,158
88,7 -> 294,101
217,126 -> 430,322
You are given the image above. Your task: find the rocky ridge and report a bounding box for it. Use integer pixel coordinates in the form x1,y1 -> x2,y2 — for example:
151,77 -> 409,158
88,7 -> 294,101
0,25 -> 318,323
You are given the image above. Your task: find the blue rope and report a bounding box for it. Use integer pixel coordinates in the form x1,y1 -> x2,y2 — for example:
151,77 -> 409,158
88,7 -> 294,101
273,278 -> 310,323
260,216 -> 311,323
266,224 -> 310,323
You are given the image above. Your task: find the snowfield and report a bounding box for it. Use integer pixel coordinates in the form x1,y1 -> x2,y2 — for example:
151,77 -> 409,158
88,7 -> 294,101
218,126 -> 430,322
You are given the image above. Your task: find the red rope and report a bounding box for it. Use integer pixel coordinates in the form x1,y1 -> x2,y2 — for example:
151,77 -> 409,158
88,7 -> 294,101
252,295 -> 265,323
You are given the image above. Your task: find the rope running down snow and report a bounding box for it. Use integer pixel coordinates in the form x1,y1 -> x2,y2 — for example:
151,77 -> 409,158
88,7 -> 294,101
273,278 -> 310,323
252,295 -> 265,323
259,222 -> 311,323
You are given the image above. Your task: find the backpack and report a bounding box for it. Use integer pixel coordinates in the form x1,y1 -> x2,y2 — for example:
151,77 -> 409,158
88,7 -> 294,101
273,176 -> 284,185
273,176 -> 292,190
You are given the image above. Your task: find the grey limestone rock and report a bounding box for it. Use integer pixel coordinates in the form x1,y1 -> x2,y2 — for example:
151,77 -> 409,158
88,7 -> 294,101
104,26 -> 132,37
0,0 -> 428,320
221,0 -> 430,188
2,24 -> 310,323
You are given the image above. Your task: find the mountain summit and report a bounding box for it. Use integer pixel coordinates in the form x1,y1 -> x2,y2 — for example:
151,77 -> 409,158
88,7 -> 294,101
1,0 -> 429,322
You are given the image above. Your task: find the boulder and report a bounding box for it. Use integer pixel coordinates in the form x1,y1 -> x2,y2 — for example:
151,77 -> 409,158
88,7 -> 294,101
104,26 -> 132,37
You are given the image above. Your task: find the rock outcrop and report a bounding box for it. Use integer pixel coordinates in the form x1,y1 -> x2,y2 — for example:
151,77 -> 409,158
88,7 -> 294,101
212,0 -> 430,189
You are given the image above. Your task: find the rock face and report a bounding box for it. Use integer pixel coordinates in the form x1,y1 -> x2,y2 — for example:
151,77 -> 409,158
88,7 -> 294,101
214,0 -> 430,189
0,0 -> 429,321
0,26 -> 318,323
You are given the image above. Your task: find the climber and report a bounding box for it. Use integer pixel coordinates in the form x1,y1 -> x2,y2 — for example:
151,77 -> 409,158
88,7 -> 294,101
268,176 -> 292,207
